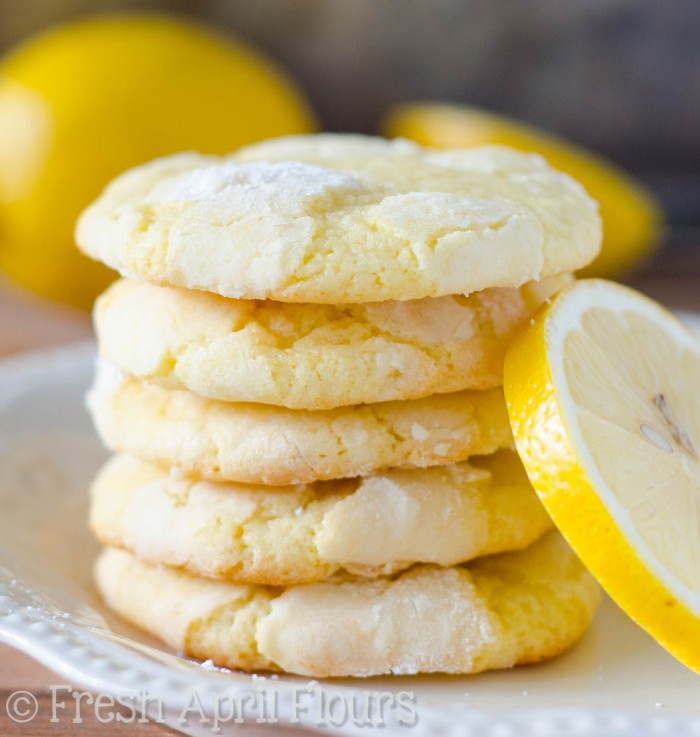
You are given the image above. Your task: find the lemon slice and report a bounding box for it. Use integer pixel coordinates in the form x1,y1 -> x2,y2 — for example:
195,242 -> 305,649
504,278 -> 700,671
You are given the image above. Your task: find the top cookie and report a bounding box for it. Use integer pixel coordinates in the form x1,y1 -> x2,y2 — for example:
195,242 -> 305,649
76,134 -> 601,302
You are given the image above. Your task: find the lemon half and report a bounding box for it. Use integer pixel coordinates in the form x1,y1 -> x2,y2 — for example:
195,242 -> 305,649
383,103 -> 663,278
505,279 -> 700,671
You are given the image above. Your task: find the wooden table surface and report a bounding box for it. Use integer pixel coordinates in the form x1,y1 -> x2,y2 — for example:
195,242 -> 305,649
0,257 -> 698,734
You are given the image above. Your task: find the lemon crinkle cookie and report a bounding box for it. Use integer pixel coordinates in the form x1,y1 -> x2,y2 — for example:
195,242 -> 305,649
93,275 -> 569,409
88,361 -> 513,485
95,531 -> 601,677
89,450 -> 551,585
76,134 -> 601,302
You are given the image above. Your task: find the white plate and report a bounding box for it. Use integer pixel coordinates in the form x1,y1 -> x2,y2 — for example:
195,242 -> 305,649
2,318 -> 700,737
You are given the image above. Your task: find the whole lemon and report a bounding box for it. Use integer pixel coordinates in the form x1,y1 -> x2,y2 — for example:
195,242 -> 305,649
383,103 -> 663,278
0,15 -> 316,309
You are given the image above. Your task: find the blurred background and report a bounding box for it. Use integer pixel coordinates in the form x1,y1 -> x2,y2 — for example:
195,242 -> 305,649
3,0 -> 698,212
0,0 -> 698,351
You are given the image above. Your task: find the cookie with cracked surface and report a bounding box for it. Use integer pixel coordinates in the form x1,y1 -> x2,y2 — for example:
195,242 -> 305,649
95,531 -> 600,677
88,361 -> 513,485
93,275 -> 569,409
76,134 -> 600,302
89,450 -> 553,585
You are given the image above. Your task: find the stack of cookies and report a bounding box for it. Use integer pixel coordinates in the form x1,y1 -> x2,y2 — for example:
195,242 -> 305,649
77,135 -> 603,678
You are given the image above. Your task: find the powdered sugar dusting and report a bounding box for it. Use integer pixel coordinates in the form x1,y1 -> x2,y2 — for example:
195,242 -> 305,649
155,161 -> 364,209
196,658 -> 232,674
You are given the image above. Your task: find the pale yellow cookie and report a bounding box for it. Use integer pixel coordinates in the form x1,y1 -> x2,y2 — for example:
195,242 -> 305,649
76,134 -> 601,302
93,275 -> 570,409
95,531 -> 601,677
89,450 -> 552,585
88,361 -> 513,485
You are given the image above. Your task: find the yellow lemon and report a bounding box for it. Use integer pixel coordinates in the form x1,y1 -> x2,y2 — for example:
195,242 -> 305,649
504,278 -> 700,672
383,104 -> 663,278
0,15 -> 316,309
